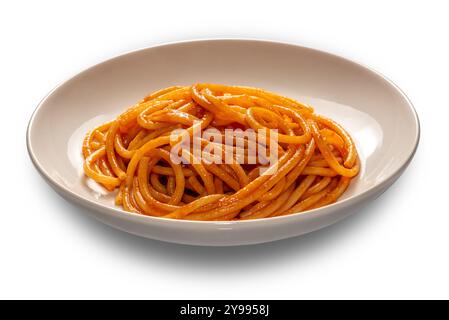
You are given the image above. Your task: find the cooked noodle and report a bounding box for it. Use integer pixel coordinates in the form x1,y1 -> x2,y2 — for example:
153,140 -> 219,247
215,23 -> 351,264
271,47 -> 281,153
82,84 -> 359,220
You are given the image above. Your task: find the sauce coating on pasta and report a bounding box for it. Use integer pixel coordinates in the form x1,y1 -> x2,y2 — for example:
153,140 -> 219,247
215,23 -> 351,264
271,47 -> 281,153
82,84 -> 360,220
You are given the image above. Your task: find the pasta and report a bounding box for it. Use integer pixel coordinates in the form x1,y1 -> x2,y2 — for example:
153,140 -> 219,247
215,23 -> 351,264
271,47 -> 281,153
82,84 -> 360,220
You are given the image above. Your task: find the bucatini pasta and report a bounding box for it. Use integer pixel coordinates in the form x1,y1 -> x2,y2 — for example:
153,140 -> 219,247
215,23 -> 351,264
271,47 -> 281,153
82,84 -> 359,220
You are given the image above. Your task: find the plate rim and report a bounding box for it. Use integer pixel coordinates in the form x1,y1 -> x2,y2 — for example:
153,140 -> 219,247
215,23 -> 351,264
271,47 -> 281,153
26,38 -> 421,226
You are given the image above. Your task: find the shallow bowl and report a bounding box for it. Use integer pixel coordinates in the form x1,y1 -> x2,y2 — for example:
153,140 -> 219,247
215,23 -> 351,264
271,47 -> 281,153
27,39 -> 420,246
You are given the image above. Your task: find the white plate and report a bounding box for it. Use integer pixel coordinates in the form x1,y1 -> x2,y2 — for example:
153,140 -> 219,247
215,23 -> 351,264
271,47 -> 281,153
27,39 -> 420,246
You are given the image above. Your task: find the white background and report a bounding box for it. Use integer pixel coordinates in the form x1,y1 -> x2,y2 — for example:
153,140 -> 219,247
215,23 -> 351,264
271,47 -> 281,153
0,0 -> 447,299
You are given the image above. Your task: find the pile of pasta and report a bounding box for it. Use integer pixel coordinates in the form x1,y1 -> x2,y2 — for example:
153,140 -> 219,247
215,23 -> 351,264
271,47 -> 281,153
82,84 -> 359,220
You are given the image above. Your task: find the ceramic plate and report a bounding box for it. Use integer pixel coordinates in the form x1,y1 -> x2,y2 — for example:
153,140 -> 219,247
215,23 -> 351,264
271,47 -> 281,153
27,39 -> 420,246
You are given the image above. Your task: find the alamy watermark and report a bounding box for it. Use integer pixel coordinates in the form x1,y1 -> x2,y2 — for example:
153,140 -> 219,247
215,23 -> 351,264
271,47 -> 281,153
170,121 -> 279,175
